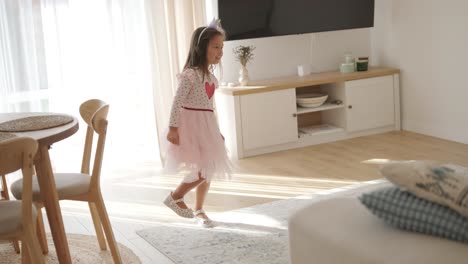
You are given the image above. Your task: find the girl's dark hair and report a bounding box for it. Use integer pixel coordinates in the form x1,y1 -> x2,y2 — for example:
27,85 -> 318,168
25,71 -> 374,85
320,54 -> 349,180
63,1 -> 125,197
183,26 -> 224,77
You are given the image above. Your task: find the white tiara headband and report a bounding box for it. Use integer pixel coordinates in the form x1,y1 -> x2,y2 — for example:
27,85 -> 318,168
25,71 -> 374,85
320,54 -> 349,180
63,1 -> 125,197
197,18 -> 223,46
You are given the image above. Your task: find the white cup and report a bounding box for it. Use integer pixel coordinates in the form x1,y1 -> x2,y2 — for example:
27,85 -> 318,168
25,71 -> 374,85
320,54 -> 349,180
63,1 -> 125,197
297,64 -> 311,76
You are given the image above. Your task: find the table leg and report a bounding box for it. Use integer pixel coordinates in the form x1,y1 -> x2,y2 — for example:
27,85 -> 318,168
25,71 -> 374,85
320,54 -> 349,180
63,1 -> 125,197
35,145 -> 72,264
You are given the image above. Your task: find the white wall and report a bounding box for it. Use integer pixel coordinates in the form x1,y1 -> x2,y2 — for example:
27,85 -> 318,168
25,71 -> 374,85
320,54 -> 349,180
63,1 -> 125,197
220,29 -> 371,83
372,0 -> 468,143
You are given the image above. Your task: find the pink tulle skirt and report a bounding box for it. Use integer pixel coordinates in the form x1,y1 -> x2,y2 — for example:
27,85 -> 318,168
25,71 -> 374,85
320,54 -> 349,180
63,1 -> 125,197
162,108 -> 232,183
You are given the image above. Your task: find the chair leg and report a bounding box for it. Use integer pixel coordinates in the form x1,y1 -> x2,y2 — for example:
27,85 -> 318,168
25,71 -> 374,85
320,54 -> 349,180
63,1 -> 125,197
21,242 -> 27,264
1,174 -> 7,199
2,175 -> 21,254
24,227 -> 45,264
95,196 -> 122,264
89,202 -> 107,250
12,240 -> 21,254
36,209 -> 49,254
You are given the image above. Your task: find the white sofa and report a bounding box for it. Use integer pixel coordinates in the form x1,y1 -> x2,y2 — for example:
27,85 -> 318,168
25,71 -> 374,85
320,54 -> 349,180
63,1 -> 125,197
288,181 -> 468,264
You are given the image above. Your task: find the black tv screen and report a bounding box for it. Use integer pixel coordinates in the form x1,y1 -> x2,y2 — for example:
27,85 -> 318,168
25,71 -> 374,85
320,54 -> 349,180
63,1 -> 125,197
218,0 -> 375,41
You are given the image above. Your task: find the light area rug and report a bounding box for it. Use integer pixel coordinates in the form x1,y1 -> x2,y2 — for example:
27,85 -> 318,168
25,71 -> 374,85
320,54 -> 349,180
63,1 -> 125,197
137,180 -> 386,264
0,233 -> 140,263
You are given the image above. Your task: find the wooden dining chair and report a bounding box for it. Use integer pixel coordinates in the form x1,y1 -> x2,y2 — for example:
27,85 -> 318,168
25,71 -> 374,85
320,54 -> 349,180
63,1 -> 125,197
11,99 -> 122,263
1,174 -> 21,253
0,137 -> 44,264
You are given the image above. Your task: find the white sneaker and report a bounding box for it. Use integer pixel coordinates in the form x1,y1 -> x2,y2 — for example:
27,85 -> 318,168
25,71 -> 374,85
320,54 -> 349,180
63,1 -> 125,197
194,209 -> 215,228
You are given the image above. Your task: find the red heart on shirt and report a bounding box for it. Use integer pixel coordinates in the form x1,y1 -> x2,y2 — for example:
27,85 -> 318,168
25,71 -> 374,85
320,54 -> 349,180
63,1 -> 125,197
205,82 -> 215,99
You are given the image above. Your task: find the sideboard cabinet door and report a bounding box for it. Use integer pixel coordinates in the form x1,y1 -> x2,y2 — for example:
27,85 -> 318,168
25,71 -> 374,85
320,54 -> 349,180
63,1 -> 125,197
240,88 -> 298,150
345,75 -> 395,132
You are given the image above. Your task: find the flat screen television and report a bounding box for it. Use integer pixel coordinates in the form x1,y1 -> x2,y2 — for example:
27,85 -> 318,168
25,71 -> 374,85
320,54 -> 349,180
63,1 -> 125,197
218,0 -> 375,41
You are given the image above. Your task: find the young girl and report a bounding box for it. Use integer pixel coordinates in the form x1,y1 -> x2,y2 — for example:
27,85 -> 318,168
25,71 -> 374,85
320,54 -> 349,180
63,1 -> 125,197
163,20 -> 231,227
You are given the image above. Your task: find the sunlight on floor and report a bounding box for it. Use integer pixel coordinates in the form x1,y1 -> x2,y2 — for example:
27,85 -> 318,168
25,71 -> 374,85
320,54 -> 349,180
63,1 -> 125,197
214,212 -> 285,230
111,173 -> 362,200
59,200 -> 189,225
362,158 -> 404,165
55,169 -> 368,230
58,199 -> 286,232
45,149 -> 377,234
363,158 -> 389,163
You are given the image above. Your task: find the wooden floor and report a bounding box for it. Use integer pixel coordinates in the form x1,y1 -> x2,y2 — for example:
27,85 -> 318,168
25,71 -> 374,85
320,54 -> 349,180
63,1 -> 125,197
26,131 -> 468,263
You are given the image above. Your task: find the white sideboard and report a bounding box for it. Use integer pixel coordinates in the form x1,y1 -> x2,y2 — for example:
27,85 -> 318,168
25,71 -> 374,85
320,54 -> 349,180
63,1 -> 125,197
216,67 -> 400,159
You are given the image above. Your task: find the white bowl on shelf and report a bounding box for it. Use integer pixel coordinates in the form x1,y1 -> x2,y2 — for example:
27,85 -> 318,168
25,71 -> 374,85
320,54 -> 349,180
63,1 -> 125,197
296,93 -> 328,108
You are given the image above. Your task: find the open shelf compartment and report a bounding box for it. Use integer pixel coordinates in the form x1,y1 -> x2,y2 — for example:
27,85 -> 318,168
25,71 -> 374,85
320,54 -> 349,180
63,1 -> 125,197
298,123 -> 344,137
295,82 -> 345,115
297,103 -> 344,114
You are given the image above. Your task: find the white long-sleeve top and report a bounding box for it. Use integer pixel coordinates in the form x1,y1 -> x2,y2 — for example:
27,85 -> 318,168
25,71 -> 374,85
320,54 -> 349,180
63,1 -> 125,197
169,68 -> 218,127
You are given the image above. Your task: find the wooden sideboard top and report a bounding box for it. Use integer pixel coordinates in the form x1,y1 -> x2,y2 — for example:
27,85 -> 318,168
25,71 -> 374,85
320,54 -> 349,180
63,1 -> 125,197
218,67 -> 400,96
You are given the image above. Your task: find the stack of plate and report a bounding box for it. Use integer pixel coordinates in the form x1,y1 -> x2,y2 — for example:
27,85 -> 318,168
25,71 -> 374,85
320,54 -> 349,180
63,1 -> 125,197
296,93 -> 328,108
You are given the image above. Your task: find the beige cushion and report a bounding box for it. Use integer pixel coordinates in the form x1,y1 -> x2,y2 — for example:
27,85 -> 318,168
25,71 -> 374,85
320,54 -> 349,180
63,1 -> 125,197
380,160 -> 468,218
11,173 -> 91,201
0,201 -> 37,236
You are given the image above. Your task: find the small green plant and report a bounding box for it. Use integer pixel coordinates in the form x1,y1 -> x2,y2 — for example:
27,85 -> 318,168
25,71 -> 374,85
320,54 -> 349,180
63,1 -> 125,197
233,45 -> 255,66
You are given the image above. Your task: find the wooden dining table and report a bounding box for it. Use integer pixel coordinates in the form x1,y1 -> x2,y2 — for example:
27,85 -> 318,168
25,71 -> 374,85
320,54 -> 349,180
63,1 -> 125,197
0,112 -> 79,264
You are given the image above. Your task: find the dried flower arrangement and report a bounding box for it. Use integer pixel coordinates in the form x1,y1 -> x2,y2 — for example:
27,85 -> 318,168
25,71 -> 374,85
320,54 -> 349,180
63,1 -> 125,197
233,45 -> 256,66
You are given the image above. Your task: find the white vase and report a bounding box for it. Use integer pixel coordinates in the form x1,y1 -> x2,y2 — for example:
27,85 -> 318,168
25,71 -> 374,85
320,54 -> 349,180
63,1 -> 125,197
238,64 -> 249,86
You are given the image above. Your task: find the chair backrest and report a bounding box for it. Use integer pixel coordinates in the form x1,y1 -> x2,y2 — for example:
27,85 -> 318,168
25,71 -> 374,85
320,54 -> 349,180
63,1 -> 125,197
0,137 -> 38,223
79,99 -> 109,188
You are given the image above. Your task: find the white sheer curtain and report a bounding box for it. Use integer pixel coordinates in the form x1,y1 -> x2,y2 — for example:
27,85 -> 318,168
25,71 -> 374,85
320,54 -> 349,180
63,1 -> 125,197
0,0 -> 208,173
0,0 -> 47,112
40,0 -> 159,172
0,0 -> 159,174
144,0 -> 206,159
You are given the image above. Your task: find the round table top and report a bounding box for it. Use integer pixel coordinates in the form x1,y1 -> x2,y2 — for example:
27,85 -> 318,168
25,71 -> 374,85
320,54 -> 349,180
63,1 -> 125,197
0,112 -> 79,146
